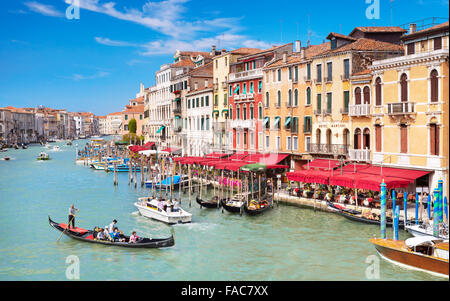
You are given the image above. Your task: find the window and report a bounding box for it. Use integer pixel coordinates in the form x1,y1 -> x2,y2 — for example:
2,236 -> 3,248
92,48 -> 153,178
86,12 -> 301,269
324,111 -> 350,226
125,115 -> 128,121
259,132 -> 263,150
258,81 -> 262,93
289,67 -> 292,80
243,132 -> 248,147
327,93 -> 332,113
317,94 -> 322,112
236,132 -> 240,147
243,105 -> 247,121
292,117 -> 298,132
306,64 -> 311,80
250,132 -> 254,148
140,115 -> 143,120
355,87 -> 362,105
250,104 -> 254,119
288,89 -> 292,106
265,92 -> 270,107
294,89 -> 298,106
331,39 -> 337,49
229,106 -> 233,119
294,66 -> 298,81
344,59 -> 350,79
400,124 -> 408,153
224,94 -> 228,106
430,124 -> 439,156
205,96 -> 209,107
201,97 -> 204,107
243,83 -> 247,94
225,57 -> 228,66
277,69 -> 281,81
375,77 -> 382,106
196,98 -> 200,107
306,87 -> 311,105
316,64 -> 322,82
229,86 -> 232,97
304,116 -> 312,133
237,105 -> 240,120
287,137 -> 292,150
215,95 -> 218,106
400,73 -> 408,102
430,70 -> 438,102
276,136 -> 281,150
306,136 -> 311,152
258,104 -> 262,120
375,124 -> 382,152
434,37 -> 442,50
293,136 -> 298,151
407,43 -> 415,55
250,82 -> 254,94
363,86 -> 370,104
277,91 -> 281,107
266,135 -> 270,149
327,62 -> 332,81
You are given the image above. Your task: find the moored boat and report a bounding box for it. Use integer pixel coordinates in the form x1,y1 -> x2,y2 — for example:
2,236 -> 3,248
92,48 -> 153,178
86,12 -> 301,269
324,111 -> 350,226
405,223 -> 449,240
196,196 -> 222,209
244,197 -> 273,216
52,145 -> 60,151
134,197 -> 192,224
107,164 -> 141,172
48,216 -> 174,248
370,236 -> 449,278
221,194 -> 245,213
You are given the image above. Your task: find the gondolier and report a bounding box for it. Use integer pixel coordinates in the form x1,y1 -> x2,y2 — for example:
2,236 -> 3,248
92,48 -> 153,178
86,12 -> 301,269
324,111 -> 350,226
68,204 -> 79,229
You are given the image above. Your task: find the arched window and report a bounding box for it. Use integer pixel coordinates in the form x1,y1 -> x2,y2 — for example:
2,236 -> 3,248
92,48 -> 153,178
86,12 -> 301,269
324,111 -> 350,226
363,86 -> 370,104
237,105 -> 240,120
316,129 -> 321,145
229,105 -> 233,120
250,104 -> 254,120
243,105 -> 247,120
355,87 -> 362,105
400,73 -> 408,102
306,87 -> 311,105
430,123 -> 439,156
363,128 -> 370,149
294,89 -> 298,106
375,77 -> 382,106
277,91 -> 281,107
258,104 -> 263,120
265,92 -> 270,107
375,124 -> 382,152
326,129 -> 332,147
354,128 -> 361,149
343,129 -> 350,147
430,70 -> 438,102
288,89 -> 292,106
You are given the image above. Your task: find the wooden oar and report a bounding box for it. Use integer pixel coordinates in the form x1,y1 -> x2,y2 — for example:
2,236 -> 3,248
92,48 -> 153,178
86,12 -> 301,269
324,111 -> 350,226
57,211 -> 78,242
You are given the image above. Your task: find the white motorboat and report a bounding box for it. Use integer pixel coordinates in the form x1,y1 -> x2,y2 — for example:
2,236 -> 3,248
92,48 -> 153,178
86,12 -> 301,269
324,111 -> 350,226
406,222 -> 449,240
52,145 -> 60,151
134,197 -> 192,224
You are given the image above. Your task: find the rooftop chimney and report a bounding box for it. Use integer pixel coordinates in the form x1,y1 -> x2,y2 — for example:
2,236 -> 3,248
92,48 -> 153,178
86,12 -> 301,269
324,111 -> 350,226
283,52 -> 288,63
295,40 -> 301,53
300,47 -> 306,59
211,45 -> 216,56
205,79 -> 209,87
409,23 -> 417,34
194,82 -> 198,90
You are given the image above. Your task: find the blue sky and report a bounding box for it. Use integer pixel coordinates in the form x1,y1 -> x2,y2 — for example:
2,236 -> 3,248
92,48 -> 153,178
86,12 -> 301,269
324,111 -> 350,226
1,0 -> 448,115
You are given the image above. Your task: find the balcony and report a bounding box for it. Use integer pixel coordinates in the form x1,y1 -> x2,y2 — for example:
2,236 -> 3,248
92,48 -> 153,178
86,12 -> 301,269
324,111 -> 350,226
349,104 -> 371,117
173,126 -> 182,133
173,107 -> 182,115
310,143 -> 349,156
234,93 -> 255,101
314,78 -> 322,84
323,108 -> 332,115
387,102 -> 416,115
229,69 -> 263,82
348,148 -> 371,162
340,107 -> 349,115
286,101 -> 293,108
340,74 -> 350,81
221,82 -> 228,91
212,121 -> 226,132
228,119 -> 255,130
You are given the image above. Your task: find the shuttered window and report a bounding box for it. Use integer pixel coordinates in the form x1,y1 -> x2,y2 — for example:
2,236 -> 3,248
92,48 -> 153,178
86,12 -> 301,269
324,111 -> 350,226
306,87 -> 311,105
430,124 -> 439,156
400,74 -> 408,102
317,94 -> 322,111
375,77 -> 382,106
327,92 -> 332,112
434,37 -> 442,50
294,89 -> 298,106
375,125 -> 382,152
363,86 -> 370,104
354,129 -> 361,150
355,87 -> 361,105
344,91 -> 350,112
430,70 -> 438,102
400,124 -> 408,153
407,43 -> 415,55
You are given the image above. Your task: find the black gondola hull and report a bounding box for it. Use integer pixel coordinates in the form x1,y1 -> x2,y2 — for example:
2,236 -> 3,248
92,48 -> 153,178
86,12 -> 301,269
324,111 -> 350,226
48,216 -> 174,248
334,210 -> 404,229
196,196 -> 222,209
221,199 -> 242,213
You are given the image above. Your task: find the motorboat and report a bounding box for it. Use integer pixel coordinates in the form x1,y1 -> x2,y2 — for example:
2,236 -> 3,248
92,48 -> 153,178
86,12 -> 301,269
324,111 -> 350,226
52,146 -> 61,151
37,152 -> 50,160
406,222 -> 449,240
134,197 -> 192,225
370,236 -> 448,278
145,175 -> 189,189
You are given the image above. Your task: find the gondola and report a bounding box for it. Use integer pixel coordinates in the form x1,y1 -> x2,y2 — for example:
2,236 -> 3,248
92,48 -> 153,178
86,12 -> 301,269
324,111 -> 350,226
48,216 -> 174,248
331,207 -> 403,229
326,201 -> 361,215
244,199 -> 273,216
196,196 -> 222,209
221,198 -> 242,213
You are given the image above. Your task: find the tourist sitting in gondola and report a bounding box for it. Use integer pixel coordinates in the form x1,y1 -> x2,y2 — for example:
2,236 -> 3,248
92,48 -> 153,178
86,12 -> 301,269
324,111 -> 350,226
129,231 -> 139,243
103,226 -> 113,241
111,228 -> 124,242
96,228 -> 106,240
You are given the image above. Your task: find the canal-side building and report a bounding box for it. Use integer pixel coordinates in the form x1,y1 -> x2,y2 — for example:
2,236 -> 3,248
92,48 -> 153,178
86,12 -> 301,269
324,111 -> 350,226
0,106 -> 37,144
228,43 -> 294,153
184,82 -> 214,156
121,97 -> 145,138
211,47 -> 261,152
368,21 -> 449,196
262,41 -> 330,170
309,28 -> 405,163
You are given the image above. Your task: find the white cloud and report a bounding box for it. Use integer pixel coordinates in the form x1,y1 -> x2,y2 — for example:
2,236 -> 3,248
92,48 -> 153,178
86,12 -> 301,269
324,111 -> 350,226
68,71 -> 110,81
24,1 -> 64,17
94,37 -> 137,47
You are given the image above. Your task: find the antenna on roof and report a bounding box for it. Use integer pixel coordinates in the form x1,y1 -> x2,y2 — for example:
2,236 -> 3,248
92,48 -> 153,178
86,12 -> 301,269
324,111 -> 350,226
280,19 -> 283,44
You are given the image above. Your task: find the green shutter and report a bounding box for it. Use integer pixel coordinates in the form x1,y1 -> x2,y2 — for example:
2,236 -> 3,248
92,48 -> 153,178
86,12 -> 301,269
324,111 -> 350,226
317,94 -> 321,111
344,91 -> 349,110
327,93 -> 332,111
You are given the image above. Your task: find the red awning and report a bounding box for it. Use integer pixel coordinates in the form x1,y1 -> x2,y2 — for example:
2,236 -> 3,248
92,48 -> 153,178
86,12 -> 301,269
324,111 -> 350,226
355,176 -> 410,192
286,170 -> 330,185
304,159 -> 341,171
266,164 -> 290,170
215,161 -> 249,171
205,152 -> 228,159
328,172 -> 357,188
162,148 -> 181,153
143,142 -> 155,149
245,153 -> 289,165
354,166 -> 430,181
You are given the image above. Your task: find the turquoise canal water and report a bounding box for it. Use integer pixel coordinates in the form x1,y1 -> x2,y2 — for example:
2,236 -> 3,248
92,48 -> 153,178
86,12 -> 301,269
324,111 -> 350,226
0,139 -> 442,281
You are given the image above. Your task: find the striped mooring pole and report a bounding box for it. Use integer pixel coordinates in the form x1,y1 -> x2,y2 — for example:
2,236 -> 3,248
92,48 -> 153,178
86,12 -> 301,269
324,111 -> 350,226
380,180 -> 386,239
427,194 -> 431,221
415,192 -> 419,225
438,179 -> 443,223
394,205 -> 400,241
433,188 -> 439,237
403,192 -> 408,229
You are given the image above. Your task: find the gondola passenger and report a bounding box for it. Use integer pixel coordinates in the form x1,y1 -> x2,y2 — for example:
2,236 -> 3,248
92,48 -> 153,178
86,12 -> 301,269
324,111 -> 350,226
96,229 -> 106,240
103,226 -> 112,241
129,231 -> 139,243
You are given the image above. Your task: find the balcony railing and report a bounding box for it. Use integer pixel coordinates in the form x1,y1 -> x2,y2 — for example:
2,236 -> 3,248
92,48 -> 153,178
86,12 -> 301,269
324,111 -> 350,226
387,102 -> 416,115
340,74 -> 350,81
310,143 -> 349,155
349,104 -> 371,117
173,107 -> 182,115
229,69 -> 263,82
348,148 -> 371,162
173,126 -> 182,133
314,78 -> 322,84
234,93 -> 255,101
323,108 -> 332,115
304,76 -> 311,82
228,119 -> 255,130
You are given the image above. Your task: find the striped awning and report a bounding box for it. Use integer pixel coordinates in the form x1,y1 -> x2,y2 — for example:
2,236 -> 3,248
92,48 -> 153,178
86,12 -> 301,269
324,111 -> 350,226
156,126 -> 165,134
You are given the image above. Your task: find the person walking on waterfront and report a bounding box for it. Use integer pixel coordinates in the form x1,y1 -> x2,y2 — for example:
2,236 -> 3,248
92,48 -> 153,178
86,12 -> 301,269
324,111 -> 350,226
68,205 -> 78,229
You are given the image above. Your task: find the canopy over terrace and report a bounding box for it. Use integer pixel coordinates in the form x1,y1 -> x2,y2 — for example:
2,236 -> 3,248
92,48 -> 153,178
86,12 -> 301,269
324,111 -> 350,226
288,164 -> 431,191
303,159 -> 342,171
